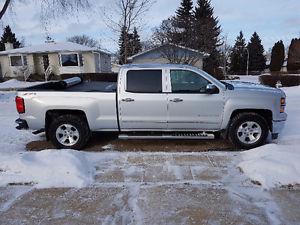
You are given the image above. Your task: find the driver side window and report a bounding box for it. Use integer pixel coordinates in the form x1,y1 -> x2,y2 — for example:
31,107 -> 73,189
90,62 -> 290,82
170,70 -> 210,93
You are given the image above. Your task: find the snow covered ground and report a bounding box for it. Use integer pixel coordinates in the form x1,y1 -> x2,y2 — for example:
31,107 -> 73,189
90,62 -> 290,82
0,79 -> 42,89
238,75 -> 260,83
226,75 -> 261,83
0,84 -> 300,224
239,86 -> 300,189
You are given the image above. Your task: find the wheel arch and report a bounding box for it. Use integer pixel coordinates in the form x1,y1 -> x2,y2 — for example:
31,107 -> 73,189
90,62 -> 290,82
45,109 -> 89,140
224,109 -> 273,138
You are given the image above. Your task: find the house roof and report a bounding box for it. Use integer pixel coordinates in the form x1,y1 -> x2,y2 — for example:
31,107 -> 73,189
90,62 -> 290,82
0,42 -> 111,56
128,43 -> 209,61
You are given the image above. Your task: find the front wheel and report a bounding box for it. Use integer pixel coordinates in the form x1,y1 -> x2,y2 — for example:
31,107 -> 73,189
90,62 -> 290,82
48,114 -> 90,150
228,113 -> 269,149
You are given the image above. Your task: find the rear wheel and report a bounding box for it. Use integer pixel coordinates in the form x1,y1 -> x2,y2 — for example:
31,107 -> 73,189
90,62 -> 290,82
48,114 -> 90,150
228,113 -> 269,149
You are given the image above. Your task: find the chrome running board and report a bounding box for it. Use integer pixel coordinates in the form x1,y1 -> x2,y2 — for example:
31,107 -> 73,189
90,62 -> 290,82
118,132 -> 215,140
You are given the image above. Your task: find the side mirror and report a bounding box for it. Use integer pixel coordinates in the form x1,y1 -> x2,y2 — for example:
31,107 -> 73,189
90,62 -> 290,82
206,84 -> 218,94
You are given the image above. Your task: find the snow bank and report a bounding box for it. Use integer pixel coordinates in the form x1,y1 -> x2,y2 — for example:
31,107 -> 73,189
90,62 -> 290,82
0,91 -> 94,188
238,75 -> 260,83
239,85 -> 300,189
238,145 -> 300,189
0,79 -> 42,89
0,150 -> 94,188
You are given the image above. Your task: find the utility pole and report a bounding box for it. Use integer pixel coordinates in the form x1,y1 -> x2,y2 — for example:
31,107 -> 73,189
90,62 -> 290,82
246,48 -> 250,75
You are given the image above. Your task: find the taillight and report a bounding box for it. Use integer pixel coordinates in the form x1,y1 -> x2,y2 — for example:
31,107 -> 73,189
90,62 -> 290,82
15,96 -> 25,114
280,97 -> 286,113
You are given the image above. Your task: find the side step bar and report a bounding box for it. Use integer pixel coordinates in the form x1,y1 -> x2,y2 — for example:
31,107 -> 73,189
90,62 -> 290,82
119,133 -> 215,140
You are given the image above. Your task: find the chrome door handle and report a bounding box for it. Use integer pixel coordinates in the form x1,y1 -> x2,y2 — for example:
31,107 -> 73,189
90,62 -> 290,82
170,98 -> 183,103
122,98 -> 135,102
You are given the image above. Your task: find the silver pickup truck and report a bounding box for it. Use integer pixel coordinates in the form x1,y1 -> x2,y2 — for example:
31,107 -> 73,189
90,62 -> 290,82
15,64 -> 287,150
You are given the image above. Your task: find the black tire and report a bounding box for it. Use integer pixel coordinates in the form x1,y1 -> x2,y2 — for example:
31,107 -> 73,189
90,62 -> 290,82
48,114 -> 90,150
228,112 -> 269,149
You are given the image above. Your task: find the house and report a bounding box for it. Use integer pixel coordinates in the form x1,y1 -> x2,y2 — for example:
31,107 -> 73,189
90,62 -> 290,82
0,41 -> 111,79
128,44 -> 209,69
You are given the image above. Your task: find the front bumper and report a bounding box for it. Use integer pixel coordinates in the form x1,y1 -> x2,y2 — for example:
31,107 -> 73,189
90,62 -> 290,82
272,113 -> 287,139
15,118 -> 29,130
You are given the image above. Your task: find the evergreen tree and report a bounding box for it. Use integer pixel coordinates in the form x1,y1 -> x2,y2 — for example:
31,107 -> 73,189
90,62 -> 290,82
193,0 -> 221,53
131,27 -> 142,55
270,40 -> 285,72
193,0 -> 222,78
0,25 -> 21,51
287,38 -> 300,71
173,0 -> 194,46
119,27 -> 142,64
203,49 -> 224,79
118,26 -> 129,65
229,31 -> 248,74
247,32 -> 266,72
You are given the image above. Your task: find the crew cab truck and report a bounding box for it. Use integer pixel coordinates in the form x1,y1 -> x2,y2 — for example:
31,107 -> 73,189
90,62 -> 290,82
15,64 -> 287,150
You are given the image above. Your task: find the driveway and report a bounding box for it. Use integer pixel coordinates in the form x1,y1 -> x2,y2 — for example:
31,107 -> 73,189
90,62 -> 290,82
26,133 -> 234,152
1,151 -> 299,225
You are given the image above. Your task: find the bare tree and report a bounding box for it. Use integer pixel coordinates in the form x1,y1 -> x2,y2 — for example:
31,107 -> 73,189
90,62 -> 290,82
67,34 -> 101,48
0,0 -> 92,21
103,0 -> 153,32
151,19 -> 203,66
152,18 -> 180,46
218,35 -> 232,76
102,0 -> 154,63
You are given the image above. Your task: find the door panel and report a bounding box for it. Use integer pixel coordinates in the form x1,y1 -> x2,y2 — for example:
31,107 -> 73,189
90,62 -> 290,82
167,69 -> 224,130
119,93 -> 167,129
167,93 -> 224,130
119,69 -> 167,130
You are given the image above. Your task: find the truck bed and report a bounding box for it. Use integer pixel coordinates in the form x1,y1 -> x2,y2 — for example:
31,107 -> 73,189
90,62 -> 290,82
19,81 -> 117,93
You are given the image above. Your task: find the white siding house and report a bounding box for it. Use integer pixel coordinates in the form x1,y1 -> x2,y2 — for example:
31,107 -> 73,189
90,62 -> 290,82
0,42 -> 111,79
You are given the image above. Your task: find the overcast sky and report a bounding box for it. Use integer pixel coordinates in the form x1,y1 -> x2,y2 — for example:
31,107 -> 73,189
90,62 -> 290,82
0,0 -> 299,53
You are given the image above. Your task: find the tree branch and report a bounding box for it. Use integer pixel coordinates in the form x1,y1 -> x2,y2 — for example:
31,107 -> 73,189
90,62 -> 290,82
0,0 -> 11,20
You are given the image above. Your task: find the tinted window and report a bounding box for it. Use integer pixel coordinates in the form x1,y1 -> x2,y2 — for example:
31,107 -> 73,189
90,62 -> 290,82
170,70 -> 210,93
126,70 -> 162,93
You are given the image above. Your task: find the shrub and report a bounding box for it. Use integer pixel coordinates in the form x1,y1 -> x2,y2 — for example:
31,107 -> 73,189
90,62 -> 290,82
259,74 -> 300,87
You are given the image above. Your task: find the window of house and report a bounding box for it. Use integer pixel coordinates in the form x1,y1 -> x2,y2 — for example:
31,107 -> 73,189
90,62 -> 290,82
10,56 -> 23,66
61,54 -> 79,67
170,70 -> 211,93
126,70 -> 162,93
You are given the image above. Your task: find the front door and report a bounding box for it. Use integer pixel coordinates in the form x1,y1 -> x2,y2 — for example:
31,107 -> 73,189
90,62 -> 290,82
119,69 -> 167,130
94,53 -> 101,72
167,69 -> 224,131
42,55 -> 49,71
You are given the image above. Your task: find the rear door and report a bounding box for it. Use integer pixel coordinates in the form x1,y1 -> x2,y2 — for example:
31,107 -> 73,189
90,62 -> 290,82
119,69 -> 168,130
167,69 -> 225,131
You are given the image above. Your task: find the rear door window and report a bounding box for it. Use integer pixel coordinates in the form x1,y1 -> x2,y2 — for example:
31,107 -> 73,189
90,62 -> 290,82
126,70 -> 162,93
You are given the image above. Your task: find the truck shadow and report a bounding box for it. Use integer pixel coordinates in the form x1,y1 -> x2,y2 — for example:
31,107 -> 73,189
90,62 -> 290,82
26,132 -> 238,152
